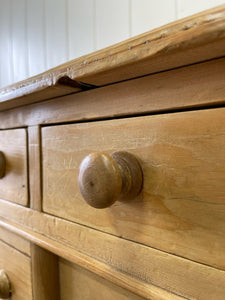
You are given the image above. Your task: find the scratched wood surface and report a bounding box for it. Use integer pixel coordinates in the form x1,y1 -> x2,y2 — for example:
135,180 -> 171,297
31,244 -> 60,300
0,226 -> 30,256
0,129 -> 28,206
0,57 -> 225,129
0,203 -> 225,300
42,107 -> 225,270
0,240 -> 32,300
0,5 -> 225,110
59,259 -> 145,300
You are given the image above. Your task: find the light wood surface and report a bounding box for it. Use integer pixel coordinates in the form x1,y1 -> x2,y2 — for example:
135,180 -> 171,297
0,6 -> 225,299
28,126 -> 42,211
59,259 -> 145,300
0,240 -> 32,300
0,5 -> 225,110
42,107 -> 225,270
0,77 -> 94,112
0,129 -> 28,206
31,244 -> 60,300
0,226 -> 30,256
0,56 -> 225,129
1,202 -> 225,300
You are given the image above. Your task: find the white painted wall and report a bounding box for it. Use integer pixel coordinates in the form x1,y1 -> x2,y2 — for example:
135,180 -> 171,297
0,0 -> 224,88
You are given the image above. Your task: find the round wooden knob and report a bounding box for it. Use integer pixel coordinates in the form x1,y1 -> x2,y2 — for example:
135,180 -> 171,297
78,151 -> 143,208
0,270 -> 11,299
0,152 -> 6,179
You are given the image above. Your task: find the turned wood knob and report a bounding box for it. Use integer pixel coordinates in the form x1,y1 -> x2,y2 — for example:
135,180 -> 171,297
0,270 -> 11,299
78,151 -> 143,208
0,152 -> 5,179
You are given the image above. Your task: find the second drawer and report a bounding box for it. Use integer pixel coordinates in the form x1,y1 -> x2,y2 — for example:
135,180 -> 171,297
0,129 -> 28,206
42,108 -> 225,269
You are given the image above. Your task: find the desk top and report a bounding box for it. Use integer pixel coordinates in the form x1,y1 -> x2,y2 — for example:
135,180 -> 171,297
0,4 -> 225,111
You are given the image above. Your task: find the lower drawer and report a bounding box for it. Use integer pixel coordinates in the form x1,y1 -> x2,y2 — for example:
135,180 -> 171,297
59,258 -> 144,300
0,240 -> 32,300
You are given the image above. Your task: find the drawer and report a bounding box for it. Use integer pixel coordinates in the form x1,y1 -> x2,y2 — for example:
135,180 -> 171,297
0,129 -> 28,206
59,258 -> 144,300
42,108 -> 225,269
0,240 -> 32,300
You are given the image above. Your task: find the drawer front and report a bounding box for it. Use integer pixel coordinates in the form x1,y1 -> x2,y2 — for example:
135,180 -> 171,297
0,240 -> 32,300
0,129 -> 28,206
42,108 -> 225,269
59,259 -> 144,300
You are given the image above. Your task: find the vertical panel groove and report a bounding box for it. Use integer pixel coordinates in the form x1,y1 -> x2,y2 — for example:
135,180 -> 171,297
93,0 -> 97,51
25,0 -> 29,78
128,0 -> 132,37
175,0 -> 178,20
65,0 -> 69,61
10,0 -> 14,83
43,0 -> 47,70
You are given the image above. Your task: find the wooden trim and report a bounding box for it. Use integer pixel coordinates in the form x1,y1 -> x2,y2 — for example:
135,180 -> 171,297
0,79 -> 95,113
0,201 -> 225,300
28,126 -> 42,211
31,244 -> 60,300
0,5 -> 225,110
0,219 -> 194,300
0,57 -> 225,129
0,226 -> 30,256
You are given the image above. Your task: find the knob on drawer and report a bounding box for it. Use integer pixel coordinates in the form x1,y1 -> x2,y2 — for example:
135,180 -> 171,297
0,270 -> 11,299
0,152 -> 6,179
78,151 -> 143,209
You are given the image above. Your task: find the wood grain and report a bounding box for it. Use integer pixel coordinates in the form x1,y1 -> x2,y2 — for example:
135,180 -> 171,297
28,126 -> 42,210
0,240 -> 32,300
0,5 -> 225,110
0,206 -> 225,300
0,79 -> 90,112
31,244 -> 60,300
59,258 -> 145,300
78,151 -> 143,208
42,107 -> 225,270
0,56 -> 225,129
0,129 -> 28,206
0,226 -> 30,256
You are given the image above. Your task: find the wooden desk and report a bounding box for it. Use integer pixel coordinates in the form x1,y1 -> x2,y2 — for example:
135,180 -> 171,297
0,5 -> 225,300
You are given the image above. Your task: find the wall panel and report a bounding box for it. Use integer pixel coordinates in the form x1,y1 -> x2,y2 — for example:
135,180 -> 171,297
95,0 -> 130,50
11,0 -> 28,83
177,0 -> 225,19
131,0 -> 176,36
68,0 -> 95,60
0,0 -> 13,88
45,0 -> 68,69
27,0 -> 46,77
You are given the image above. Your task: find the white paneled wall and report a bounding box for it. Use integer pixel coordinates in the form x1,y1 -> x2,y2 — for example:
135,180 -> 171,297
0,0 -> 12,88
177,0 -> 225,18
0,0 -> 224,88
68,0 -> 94,60
131,0 -> 176,36
27,0 -> 46,77
95,0 -> 130,49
